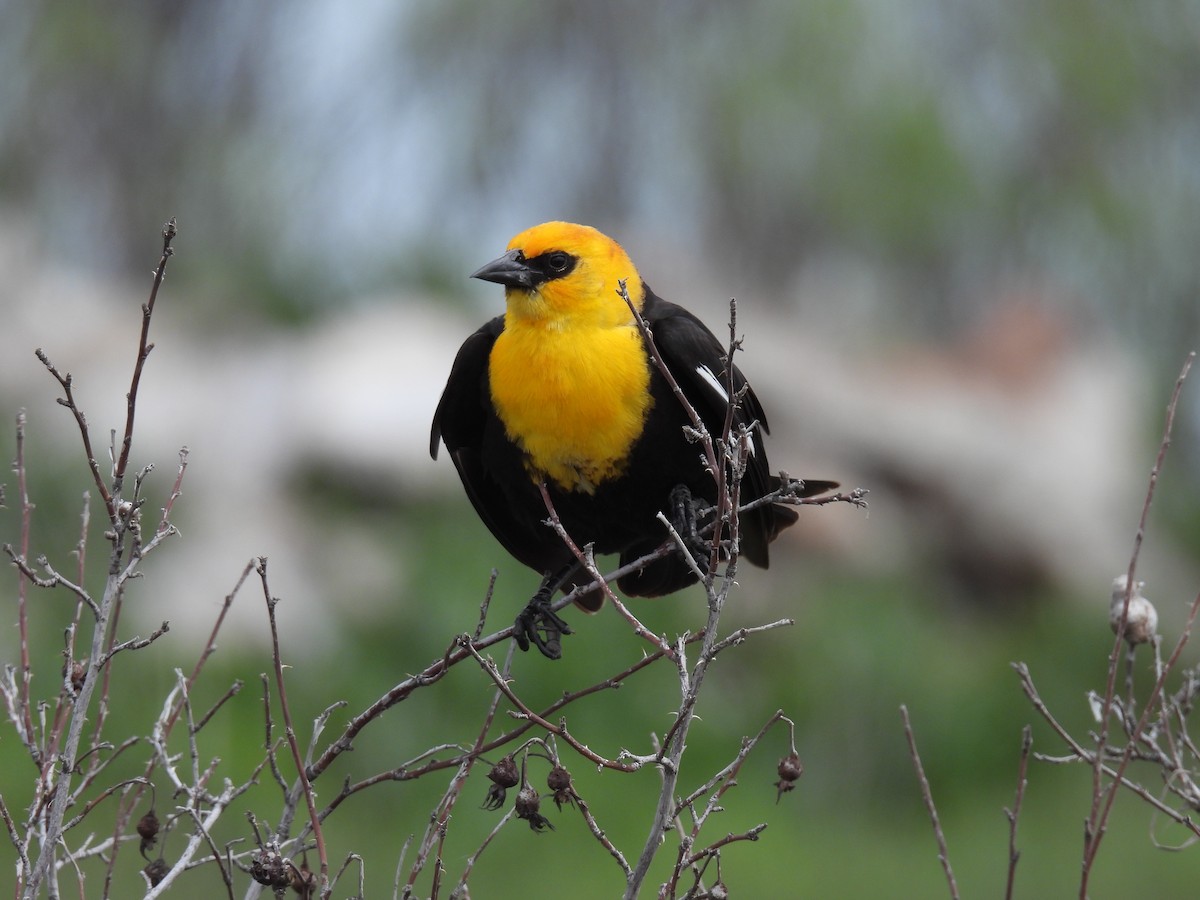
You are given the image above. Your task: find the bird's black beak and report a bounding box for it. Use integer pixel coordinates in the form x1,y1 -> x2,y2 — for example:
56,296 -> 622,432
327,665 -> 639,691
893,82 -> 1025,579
470,248 -> 536,290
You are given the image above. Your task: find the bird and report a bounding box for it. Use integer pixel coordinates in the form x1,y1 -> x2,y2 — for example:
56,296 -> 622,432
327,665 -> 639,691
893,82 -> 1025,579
431,222 -> 834,658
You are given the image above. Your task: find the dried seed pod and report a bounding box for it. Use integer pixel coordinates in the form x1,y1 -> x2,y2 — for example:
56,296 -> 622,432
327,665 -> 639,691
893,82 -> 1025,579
483,755 -> 520,810
515,783 -> 553,832
142,857 -> 168,887
775,752 -> 803,802
547,764 -> 578,811
1110,574 -> 1158,646
137,807 -> 160,856
250,845 -> 291,889
65,659 -> 87,694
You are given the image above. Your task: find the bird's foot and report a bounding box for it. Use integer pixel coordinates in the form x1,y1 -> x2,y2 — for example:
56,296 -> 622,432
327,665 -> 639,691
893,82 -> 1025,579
669,484 -> 716,571
513,587 -> 573,660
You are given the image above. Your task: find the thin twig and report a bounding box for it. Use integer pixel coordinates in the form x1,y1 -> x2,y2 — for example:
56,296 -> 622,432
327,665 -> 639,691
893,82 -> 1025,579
155,446 -> 189,536
618,279 -> 718,477
1014,662 -> 1200,836
405,641 -> 517,897
463,640 -> 644,773
664,710 -> 787,895
1004,726 -> 1032,900
0,794 -> 31,889
474,569 -> 499,641
625,297 -> 753,900
330,852 -> 365,900
537,482 -> 673,657
451,808 -> 515,897
113,217 -> 177,492
12,411 -> 37,764
573,791 -> 632,878
900,705 -> 960,900
258,557 -> 332,897
99,620 -> 170,664
33,350 -> 116,522
108,557 -> 252,884
1083,352 -> 1193,894
316,637 -> 695,821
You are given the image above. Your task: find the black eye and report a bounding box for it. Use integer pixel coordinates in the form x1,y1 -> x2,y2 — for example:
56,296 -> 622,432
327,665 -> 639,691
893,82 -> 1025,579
546,251 -> 570,272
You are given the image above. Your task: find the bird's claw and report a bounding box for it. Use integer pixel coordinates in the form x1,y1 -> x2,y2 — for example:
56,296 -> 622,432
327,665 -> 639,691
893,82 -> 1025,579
669,484 -> 715,570
514,594 -> 573,660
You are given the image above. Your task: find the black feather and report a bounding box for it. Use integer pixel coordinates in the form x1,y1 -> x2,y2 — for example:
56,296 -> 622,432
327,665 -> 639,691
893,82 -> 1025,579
431,284 -> 831,603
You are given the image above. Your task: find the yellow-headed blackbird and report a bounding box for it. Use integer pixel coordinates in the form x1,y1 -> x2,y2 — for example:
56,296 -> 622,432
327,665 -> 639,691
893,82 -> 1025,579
431,222 -> 833,657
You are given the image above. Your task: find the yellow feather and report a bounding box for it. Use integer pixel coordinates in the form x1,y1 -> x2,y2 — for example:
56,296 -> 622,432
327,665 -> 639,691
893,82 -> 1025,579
488,223 -> 653,492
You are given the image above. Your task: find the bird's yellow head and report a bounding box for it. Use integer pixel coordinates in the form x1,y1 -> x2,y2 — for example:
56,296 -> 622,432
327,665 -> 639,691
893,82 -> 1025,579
471,222 -> 646,329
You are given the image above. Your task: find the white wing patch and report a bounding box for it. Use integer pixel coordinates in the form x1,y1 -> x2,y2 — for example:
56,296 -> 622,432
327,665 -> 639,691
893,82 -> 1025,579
696,364 -> 729,403
694,364 -> 757,456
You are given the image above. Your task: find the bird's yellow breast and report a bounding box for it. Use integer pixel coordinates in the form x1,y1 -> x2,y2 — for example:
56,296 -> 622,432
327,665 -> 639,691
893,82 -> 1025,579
489,319 -> 652,493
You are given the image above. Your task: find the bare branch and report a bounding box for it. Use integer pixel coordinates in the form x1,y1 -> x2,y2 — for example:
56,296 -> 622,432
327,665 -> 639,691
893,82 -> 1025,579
1083,351 -> 1194,892
258,557 -> 331,896
404,642 -> 517,896
113,217 -> 177,492
1014,662 -> 1200,837
1004,726 -> 1032,900
99,620 -> 170,665
463,639 -> 644,773
11,411 -> 38,765
901,705 -> 960,900
33,350 -> 115,520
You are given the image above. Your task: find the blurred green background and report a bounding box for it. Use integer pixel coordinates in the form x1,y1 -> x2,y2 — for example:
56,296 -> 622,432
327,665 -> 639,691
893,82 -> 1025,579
2,1 -> 1199,896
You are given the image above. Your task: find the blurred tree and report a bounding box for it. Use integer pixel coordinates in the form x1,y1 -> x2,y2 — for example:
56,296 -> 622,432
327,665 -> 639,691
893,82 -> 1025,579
2,0 -> 1198,353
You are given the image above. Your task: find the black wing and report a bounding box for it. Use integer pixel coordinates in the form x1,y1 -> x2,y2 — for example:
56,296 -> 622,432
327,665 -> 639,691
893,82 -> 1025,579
431,316 -> 574,578
641,289 -> 826,567
430,315 -> 502,463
